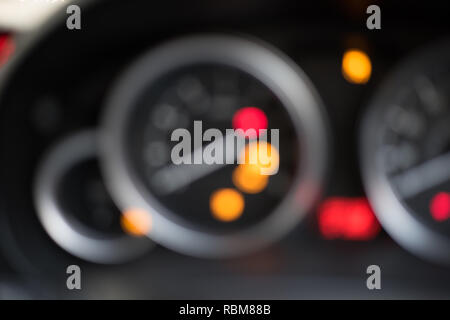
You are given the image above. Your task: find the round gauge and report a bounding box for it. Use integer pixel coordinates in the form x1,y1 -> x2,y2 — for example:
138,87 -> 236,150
100,35 -> 329,257
361,39 -> 450,264
34,130 -> 153,263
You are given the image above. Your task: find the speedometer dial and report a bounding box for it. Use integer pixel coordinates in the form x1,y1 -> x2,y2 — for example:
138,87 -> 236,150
361,40 -> 450,264
100,35 -> 329,257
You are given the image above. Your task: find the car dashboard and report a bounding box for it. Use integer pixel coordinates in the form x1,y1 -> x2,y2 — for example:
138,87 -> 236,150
0,0 -> 449,299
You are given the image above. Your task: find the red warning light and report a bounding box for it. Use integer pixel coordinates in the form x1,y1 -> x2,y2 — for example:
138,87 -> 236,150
0,34 -> 14,68
232,107 -> 268,138
318,197 -> 380,241
430,192 -> 450,222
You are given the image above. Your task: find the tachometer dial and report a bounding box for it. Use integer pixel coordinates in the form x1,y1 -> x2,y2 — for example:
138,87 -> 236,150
361,40 -> 450,264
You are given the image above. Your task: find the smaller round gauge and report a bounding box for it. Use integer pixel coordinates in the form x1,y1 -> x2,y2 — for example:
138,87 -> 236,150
34,130 -> 153,264
361,39 -> 450,264
100,35 -> 329,258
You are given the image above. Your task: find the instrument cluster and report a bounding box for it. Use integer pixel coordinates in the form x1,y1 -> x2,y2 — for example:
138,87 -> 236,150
0,0 -> 449,299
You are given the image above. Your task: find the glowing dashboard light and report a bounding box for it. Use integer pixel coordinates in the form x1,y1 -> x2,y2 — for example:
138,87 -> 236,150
232,163 -> 269,194
239,141 -> 280,176
430,192 -> 450,222
232,106 -> 268,138
0,34 -> 14,68
342,49 -> 372,84
120,208 -> 152,237
210,188 -> 244,222
318,197 -> 380,241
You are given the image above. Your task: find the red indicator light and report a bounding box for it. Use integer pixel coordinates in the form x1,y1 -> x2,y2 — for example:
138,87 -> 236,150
0,34 -> 14,68
232,107 -> 268,138
430,192 -> 450,222
318,197 -> 380,241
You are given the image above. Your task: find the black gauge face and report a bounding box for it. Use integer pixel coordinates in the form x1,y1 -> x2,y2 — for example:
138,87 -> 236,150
101,35 -> 328,257
125,64 -> 298,232
34,131 -> 152,263
361,40 -> 450,263
57,159 -> 123,236
383,76 -> 450,236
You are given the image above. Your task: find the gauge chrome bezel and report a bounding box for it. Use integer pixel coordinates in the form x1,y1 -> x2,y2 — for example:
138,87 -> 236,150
34,130 -> 153,264
360,40 -> 450,265
100,35 -> 329,258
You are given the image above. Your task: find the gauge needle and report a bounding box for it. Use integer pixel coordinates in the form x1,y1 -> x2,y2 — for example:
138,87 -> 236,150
151,132 -> 248,195
392,151 -> 450,199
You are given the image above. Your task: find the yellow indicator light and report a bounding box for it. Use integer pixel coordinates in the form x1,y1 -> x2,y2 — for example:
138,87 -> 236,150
342,49 -> 372,84
120,208 -> 152,237
210,188 -> 244,222
239,141 -> 280,176
233,164 -> 269,194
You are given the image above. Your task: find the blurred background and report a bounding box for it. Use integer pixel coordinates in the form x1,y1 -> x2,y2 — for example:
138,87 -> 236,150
0,0 -> 449,299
